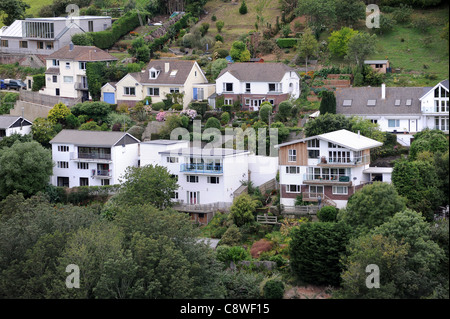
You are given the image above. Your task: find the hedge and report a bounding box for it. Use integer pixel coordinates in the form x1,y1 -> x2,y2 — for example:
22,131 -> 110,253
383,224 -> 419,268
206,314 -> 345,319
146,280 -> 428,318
276,38 -> 299,48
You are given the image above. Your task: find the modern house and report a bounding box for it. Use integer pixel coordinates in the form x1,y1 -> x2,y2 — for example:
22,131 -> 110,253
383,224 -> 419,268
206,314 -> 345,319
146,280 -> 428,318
215,62 -> 300,111
41,43 -> 118,100
275,129 -> 385,209
364,60 -> 391,73
336,80 -> 449,144
104,60 -> 215,108
139,140 -> 278,224
0,115 -> 32,139
0,16 -> 111,55
49,130 -> 140,188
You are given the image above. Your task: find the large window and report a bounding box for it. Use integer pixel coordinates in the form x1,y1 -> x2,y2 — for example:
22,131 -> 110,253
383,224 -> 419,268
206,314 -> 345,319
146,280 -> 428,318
186,175 -> 199,183
207,176 -> 220,184
388,119 -> 400,128
286,185 -> 301,193
24,21 -> 55,38
332,186 -> 348,195
124,87 -> 136,95
435,117 -> 449,131
285,166 -> 300,174
147,87 -> 160,96
224,82 -> 233,92
288,149 -> 297,162
19,41 -> 28,48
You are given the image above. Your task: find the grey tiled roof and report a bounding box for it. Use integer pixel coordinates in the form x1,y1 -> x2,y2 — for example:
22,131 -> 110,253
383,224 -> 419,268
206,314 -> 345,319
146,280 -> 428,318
217,62 -> 296,82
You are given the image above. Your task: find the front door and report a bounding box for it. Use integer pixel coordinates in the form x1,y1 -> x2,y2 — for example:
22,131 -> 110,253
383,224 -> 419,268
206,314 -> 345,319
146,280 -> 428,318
188,191 -> 200,204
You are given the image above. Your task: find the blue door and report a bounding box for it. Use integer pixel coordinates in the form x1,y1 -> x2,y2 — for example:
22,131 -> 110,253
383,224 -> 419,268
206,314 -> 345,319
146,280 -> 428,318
103,92 -> 115,104
193,88 -> 198,100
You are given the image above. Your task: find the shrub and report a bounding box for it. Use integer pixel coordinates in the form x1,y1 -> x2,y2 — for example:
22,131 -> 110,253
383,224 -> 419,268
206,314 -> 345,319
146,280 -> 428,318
205,117 -> 221,130
31,74 -> 45,91
216,20 -> 225,33
317,206 -> 338,222
221,111 -> 230,125
219,224 -> 242,246
172,103 -> 183,111
276,38 -> 299,48
152,101 -> 166,110
216,245 -> 250,264
79,121 -> 102,131
250,239 -> 273,259
215,34 -> 224,42
127,125 -> 144,140
263,280 -> 285,299
239,0 -> 248,14
71,33 -> 94,46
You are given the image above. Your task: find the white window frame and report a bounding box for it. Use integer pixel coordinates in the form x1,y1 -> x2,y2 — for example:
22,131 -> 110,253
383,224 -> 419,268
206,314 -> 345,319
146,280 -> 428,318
288,149 -> 297,162
332,186 -> 348,195
286,184 -> 301,193
207,176 -> 220,184
63,76 -> 73,83
57,161 -> 69,169
186,175 -> 199,183
285,166 -> 300,174
388,119 -> 400,128
124,87 -> 136,96
147,87 -> 160,96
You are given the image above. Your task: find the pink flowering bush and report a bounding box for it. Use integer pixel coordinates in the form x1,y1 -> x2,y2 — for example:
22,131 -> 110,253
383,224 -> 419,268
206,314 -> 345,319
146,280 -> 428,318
180,109 -> 197,120
156,111 -> 166,122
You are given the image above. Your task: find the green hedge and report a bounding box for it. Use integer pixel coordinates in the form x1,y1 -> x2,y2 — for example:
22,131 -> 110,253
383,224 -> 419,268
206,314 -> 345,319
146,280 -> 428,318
32,74 -> 45,91
276,38 -> 299,48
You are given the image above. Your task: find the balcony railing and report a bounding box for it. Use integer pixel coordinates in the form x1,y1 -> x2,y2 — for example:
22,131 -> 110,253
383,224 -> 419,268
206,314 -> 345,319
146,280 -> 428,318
75,82 -> 88,90
94,169 -> 112,177
71,152 -> 111,161
180,163 -> 223,174
303,173 -> 351,183
318,154 -> 370,165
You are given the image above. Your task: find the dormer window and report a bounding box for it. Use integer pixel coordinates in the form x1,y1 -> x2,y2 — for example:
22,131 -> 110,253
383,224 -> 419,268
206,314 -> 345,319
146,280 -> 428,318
170,70 -> 178,77
149,68 -> 160,79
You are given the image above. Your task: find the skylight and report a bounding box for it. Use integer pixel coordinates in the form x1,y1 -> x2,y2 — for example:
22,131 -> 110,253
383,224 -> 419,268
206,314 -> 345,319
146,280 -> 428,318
395,99 -> 401,106
367,99 -> 376,106
406,99 -> 412,106
170,70 -> 178,77
343,99 -> 352,106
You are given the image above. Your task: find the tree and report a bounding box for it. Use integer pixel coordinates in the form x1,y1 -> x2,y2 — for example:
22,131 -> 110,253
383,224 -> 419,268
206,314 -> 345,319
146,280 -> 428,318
303,113 -> 351,137
409,129 -> 449,160
211,58 -> 228,79
0,141 -> 53,199
289,221 -> 351,286
296,0 -> 336,36
47,103 -> 71,125
0,0 -> 29,26
259,102 -> 273,124
319,91 -> 336,114
345,32 -> 377,68
230,41 -> 251,62
297,27 -> 318,72
335,0 -> 365,27
113,165 -> 179,209
276,100 -> 292,122
239,0 -> 248,15
337,182 -> 407,234
71,33 -> 94,46
327,27 -> 358,58
229,193 -> 257,227
71,101 -> 113,124
216,20 -> 225,33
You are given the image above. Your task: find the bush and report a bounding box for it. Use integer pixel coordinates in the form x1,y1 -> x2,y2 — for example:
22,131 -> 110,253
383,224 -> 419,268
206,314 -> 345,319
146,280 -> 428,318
221,111 -> 230,125
31,74 -> 45,91
71,33 -> 94,46
219,224 -> 242,246
216,245 -> 250,264
205,117 -> 221,130
317,206 -> 338,222
152,101 -> 166,111
239,0 -> 248,14
250,239 -> 273,259
276,38 -> 299,48
127,125 -> 144,140
263,280 -> 285,299
172,103 -> 183,111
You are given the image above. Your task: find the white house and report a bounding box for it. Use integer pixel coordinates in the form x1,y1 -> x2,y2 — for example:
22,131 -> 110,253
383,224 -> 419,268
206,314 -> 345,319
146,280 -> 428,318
0,16 -> 111,55
104,59 -> 215,108
0,115 -> 32,139
275,129 -> 385,209
41,43 -> 117,100
49,130 -> 140,188
215,62 -> 300,111
336,80 -> 449,145
139,140 -> 278,224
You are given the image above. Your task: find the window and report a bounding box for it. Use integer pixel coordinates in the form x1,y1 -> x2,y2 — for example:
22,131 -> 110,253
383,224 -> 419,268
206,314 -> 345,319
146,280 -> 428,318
170,88 -> 180,93
171,174 -> 178,181
170,70 -> 178,77
388,119 -> 400,128
394,99 -> 401,106
79,62 -> 86,70
375,64 -> 383,68
343,99 -> 352,107
147,87 -> 160,96
63,76 -> 73,83
65,62 -> 70,69
207,176 -> 220,184
1,40 -> 8,47
286,166 -> 300,174
80,178 -> 89,186
405,99 -> 412,106
435,116 -> 449,131
19,41 -> 28,48
56,88 -> 60,96
187,175 -> 199,183
307,139 -> 320,148
268,83 -> 281,92
224,82 -> 233,92
46,42 -> 53,50
245,83 -> 251,93
308,150 -> 320,159
52,75 -> 57,83
370,119 -> 378,124
166,156 -> 178,163
88,21 -> 94,32
124,87 -> 136,95
58,145 -> 69,152
245,98 -> 250,106
224,98 -> 233,105
288,149 -> 297,162
309,185 -> 324,196
171,191 -> 179,199
52,59 -> 59,66
37,42 -> 44,49
333,186 -> 348,195
367,99 -> 376,106
57,177 -> 69,187
77,162 -> 89,170
268,99 -> 275,105
101,179 -> 110,186
286,185 -> 301,193
57,161 -> 69,168
0,130 -> 6,138
149,69 -> 160,79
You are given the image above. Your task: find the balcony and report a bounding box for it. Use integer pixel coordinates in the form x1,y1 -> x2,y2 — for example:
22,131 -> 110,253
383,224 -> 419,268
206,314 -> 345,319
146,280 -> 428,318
93,169 -> 112,178
180,163 -> 223,174
303,173 -> 352,185
75,82 -> 88,91
70,152 -> 112,162
317,154 -> 370,166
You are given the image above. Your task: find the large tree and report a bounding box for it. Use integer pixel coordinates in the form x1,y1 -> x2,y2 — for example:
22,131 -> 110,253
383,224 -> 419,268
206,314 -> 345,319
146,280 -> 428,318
0,0 -> 29,26
297,27 -> 318,72
345,32 -> 377,67
0,141 -> 53,199
327,27 -> 358,58
296,0 -> 337,35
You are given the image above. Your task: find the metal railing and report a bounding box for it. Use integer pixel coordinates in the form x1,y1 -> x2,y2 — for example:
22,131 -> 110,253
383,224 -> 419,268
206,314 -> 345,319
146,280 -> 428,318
71,152 -> 112,160
303,174 -> 351,182
319,154 -> 370,165
180,163 -> 223,174
94,169 -> 112,177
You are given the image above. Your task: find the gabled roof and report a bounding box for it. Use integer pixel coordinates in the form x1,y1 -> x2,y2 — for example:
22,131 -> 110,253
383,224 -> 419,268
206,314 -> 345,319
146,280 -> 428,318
0,116 -> 32,129
46,45 -> 117,62
49,130 -> 140,147
336,86 -> 426,116
129,60 -> 204,85
275,129 -> 383,151
217,62 -> 297,82
419,79 -> 449,100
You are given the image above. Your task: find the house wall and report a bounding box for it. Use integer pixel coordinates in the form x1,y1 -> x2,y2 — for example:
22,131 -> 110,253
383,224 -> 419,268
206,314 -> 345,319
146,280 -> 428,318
115,74 -> 145,103
6,125 -> 32,137
111,143 -> 140,184
278,142 -> 308,166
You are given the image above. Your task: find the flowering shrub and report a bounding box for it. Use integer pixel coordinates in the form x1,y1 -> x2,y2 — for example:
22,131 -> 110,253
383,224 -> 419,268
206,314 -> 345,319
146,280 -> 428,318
180,109 -> 197,120
156,111 -> 166,122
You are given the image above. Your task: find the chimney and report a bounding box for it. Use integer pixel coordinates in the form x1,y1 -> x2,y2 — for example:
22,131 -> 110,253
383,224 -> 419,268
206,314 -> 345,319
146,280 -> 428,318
165,62 -> 170,73
381,83 -> 386,100
69,41 -> 74,51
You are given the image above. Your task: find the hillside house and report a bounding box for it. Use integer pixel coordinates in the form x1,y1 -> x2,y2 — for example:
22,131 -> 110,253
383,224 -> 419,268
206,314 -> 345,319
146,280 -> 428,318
0,16 -> 111,55
105,60 -> 215,109
275,129 -> 385,209
215,62 -> 300,111
49,130 -> 140,188
0,115 -> 32,139
41,43 -> 117,100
